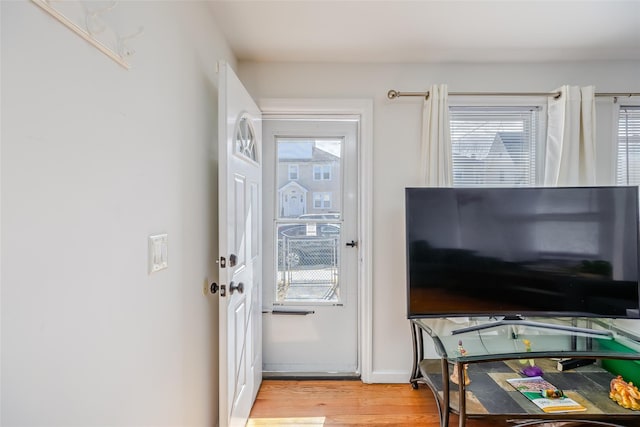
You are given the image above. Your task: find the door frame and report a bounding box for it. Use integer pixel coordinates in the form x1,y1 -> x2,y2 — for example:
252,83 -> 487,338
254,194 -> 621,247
259,98 -> 374,382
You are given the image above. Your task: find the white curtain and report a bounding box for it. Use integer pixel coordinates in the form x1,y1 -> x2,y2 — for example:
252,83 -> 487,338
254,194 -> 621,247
420,84 -> 453,186
544,85 -> 596,186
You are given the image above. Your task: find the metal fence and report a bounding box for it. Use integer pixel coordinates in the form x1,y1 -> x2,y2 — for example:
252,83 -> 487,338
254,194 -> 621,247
277,236 -> 340,302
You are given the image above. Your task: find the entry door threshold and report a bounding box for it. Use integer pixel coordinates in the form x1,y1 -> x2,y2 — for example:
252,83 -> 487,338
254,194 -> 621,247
263,371 -> 360,380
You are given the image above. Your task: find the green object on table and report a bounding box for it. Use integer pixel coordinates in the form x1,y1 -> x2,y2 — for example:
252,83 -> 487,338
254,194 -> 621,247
598,338 -> 640,385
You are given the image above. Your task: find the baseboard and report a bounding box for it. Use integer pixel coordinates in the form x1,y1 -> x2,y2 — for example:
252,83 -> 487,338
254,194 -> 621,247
364,370 -> 410,384
262,369 -> 413,384
263,371 -> 360,381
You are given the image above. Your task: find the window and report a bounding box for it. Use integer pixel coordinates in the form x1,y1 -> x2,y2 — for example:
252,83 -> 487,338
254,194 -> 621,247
234,115 -> 257,162
313,192 -> 331,209
449,106 -> 541,187
616,106 -> 640,185
288,164 -> 299,180
313,164 -> 332,181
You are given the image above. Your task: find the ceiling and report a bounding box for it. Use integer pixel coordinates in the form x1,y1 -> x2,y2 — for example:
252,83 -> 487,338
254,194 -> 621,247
207,1 -> 640,63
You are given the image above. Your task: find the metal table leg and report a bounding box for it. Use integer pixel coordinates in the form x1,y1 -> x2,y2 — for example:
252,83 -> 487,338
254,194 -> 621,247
458,362 -> 466,427
441,358 -> 450,427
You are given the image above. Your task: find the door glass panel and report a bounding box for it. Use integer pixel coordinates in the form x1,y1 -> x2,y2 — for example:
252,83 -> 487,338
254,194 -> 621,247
235,115 -> 257,162
275,138 -> 343,303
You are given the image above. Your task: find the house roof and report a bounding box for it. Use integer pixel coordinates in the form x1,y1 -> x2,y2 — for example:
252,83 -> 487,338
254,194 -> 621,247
492,132 -> 527,158
278,142 -> 313,159
278,181 -> 308,194
454,131 -> 526,161
278,143 -> 340,163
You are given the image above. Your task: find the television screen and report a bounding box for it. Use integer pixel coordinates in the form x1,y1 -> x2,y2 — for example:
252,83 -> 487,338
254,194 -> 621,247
405,186 -> 640,319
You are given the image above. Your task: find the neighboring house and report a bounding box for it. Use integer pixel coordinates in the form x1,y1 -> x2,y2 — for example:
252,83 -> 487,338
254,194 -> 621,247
617,134 -> 640,185
486,132 -> 532,185
453,131 -> 530,186
277,141 -> 341,218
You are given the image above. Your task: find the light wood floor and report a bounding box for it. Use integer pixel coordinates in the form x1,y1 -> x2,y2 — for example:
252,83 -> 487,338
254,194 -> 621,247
247,380 -> 504,427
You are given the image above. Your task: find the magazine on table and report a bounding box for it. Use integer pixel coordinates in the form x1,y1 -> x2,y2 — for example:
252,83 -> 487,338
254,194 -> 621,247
507,376 -> 587,413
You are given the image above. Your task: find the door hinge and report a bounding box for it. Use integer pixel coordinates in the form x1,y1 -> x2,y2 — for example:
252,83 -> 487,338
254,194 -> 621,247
220,284 -> 226,297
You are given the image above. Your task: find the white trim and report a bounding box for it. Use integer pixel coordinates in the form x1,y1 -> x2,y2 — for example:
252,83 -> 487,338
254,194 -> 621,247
260,98 -> 374,382
30,0 -> 131,70
367,370 -> 410,384
357,100 -> 374,384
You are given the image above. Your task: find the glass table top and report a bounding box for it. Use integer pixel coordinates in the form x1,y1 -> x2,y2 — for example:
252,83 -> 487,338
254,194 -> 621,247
413,317 -> 640,362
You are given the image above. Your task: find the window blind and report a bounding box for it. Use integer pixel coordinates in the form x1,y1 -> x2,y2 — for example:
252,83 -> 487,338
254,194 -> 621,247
449,106 -> 540,187
616,106 -> 640,185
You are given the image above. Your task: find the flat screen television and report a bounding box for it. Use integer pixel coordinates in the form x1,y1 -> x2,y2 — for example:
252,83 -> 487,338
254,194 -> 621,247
405,186 -> 640,319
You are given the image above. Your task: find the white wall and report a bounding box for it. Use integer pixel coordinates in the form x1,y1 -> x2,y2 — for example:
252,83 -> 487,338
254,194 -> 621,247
238,61 -> 640,382
1,2 -> 233,425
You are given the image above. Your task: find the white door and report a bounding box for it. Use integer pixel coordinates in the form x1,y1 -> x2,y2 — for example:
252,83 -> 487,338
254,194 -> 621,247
262,117 -> 359,375
218,61 -> 262,427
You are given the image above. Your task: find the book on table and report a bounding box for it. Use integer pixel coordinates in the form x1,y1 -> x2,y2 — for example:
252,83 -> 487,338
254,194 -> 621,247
506,376 -> 587,413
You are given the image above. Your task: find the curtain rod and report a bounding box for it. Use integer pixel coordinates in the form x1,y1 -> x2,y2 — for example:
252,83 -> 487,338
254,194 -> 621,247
387,89 -> 640,100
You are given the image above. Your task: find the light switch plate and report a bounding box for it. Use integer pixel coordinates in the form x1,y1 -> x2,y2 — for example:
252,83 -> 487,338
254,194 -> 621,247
149,234 -> 168,273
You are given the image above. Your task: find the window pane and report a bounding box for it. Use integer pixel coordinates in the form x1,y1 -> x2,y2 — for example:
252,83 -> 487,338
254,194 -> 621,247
275,137 -> 343,303
275,222 -> 341,302
616,106 -> 640,185
312,192 -> 332,209
449,106 -> 539,187
288,164 -> 298,180
323,165 -> 331,180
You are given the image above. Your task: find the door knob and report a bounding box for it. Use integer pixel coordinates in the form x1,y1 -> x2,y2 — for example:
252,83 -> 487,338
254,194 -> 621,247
229,281 -> 244,294
346,240 -> 358,248
210,282 -> 219,294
